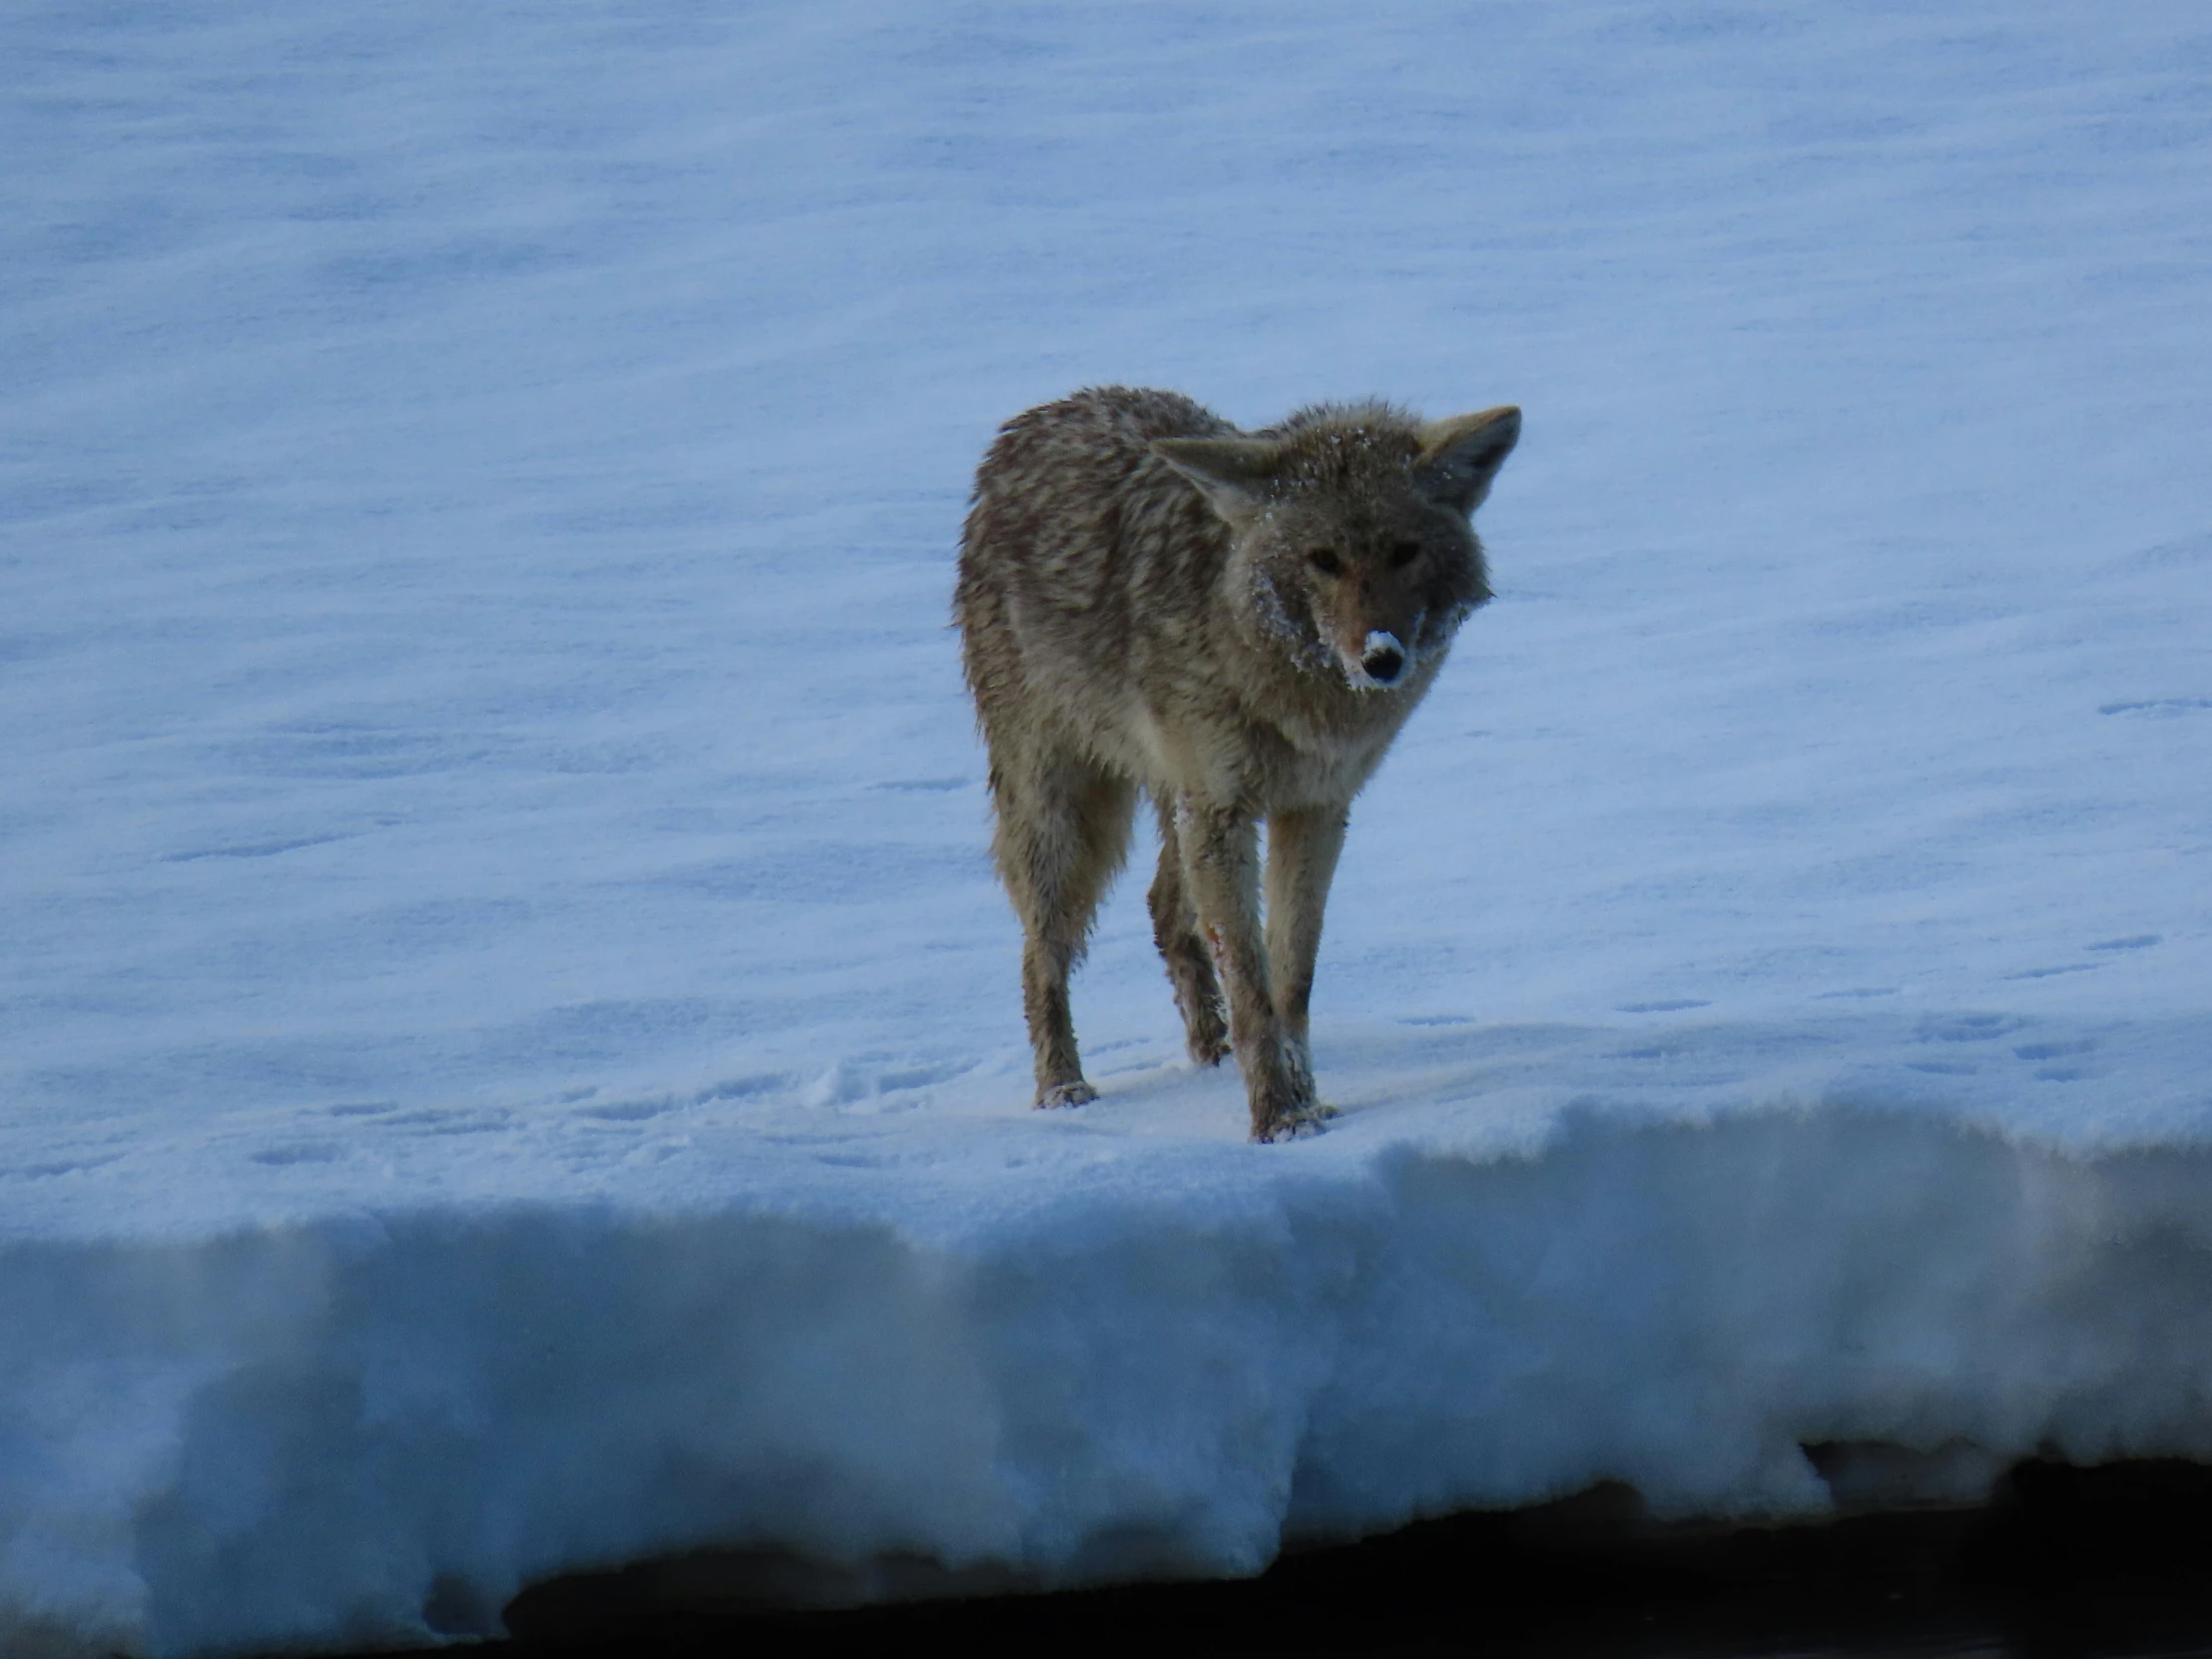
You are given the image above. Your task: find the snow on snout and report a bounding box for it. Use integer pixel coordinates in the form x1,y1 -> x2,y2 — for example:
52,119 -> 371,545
1345,629 -> 1411,690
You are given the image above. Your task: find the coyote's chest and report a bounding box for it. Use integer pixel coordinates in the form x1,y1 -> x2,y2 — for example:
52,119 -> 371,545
1102,665 -> 1411,815
1244,687 -> 1414,811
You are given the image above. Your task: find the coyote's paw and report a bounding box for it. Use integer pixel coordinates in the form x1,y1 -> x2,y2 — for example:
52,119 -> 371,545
1036,1080 -> 1098,1109
1251,1099 -> 1337,1144
1175,990 -> 1229,1067
1187,1026 -> 1230,1068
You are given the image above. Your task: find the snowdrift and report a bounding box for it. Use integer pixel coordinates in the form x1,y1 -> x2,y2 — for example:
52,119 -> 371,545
11,1068 -> 2212,1657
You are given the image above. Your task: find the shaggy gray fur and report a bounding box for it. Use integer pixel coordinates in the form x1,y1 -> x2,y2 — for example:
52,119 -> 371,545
955,386 -> 1519,1141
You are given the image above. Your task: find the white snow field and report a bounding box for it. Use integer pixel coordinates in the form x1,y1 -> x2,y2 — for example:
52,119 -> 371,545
6,1 -> 2212,1653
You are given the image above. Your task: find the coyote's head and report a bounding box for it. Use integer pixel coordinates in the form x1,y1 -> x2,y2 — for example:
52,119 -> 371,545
1154,403 -> 1518,690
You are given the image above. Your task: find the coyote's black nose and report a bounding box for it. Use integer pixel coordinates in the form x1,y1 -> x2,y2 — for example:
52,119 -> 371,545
1363,642 -> 1405,684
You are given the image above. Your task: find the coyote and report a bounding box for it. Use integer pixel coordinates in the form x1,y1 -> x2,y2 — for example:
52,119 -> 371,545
955,387 -> 1519,1141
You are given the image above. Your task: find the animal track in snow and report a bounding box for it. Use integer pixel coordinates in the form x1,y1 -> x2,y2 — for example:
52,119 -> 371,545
10,1154 -> 124,1179
2099,698 -> 2212,718
1917,1013 -> 2023,1043
692,1073 -> 790,1104
574,1100 -> 669,1122
164,833 -> 348,862
376,1107 -> 515,1135
2013,1039 -> 2097,1061
250,1142 -> 342,1165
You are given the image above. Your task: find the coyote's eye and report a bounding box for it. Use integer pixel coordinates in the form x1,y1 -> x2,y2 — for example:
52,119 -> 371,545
1307,548 -> 1344,577
1389,541 -> 1422,569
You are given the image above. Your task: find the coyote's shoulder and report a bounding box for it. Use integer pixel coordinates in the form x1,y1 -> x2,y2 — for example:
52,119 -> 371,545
955,385 -> 1520,1140
956,385 -> 1228,638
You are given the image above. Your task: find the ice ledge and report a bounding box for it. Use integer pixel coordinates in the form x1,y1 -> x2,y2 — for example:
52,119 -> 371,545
7,1093 -> 2212,1657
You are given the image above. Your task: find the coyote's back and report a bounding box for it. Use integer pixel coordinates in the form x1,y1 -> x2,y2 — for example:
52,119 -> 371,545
955,387 -> 1232,754
956,385 -> 1520,1141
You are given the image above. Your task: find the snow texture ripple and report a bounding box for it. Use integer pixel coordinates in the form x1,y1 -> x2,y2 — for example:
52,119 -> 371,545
4,0 -> 2212,1653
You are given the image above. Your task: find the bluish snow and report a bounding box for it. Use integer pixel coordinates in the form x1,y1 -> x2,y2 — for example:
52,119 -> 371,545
4,2 -> 2212,1653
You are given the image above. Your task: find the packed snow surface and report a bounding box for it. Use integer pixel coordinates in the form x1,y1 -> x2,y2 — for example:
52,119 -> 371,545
6,1 -> 2212,1653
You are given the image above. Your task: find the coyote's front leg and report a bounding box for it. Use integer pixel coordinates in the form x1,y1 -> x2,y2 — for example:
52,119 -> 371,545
1264,803 -> 1350,1116
1176,800 -> 1323,1141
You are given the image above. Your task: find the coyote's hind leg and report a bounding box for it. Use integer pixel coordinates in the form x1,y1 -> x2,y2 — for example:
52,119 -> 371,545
988,744 -> 1135,1107
1148,794 -> 1229,1066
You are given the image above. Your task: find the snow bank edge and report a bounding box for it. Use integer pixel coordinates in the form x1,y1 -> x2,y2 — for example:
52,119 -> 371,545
8,1103 -> 2212,1657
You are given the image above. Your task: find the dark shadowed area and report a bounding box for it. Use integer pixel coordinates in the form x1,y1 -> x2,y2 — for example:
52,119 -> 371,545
318,1457 -> 2212,1658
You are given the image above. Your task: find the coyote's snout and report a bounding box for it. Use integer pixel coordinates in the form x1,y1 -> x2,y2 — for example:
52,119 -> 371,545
954,387 -> 1519,1141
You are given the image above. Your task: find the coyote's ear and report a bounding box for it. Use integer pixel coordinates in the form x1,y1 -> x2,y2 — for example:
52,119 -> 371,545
1151,437 -> 1282,525
1413,405 -> 1520,515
